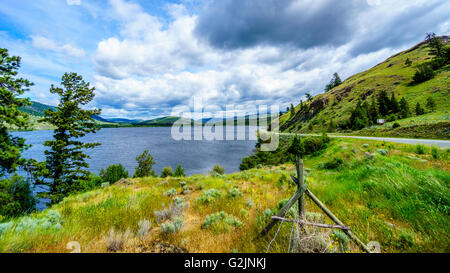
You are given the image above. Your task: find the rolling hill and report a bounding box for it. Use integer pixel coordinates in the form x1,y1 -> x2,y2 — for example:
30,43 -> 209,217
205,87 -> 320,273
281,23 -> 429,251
277,36 -> 450,139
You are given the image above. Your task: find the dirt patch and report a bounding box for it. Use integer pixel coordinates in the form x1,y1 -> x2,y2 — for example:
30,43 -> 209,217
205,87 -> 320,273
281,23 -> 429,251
138,239 -> 186,253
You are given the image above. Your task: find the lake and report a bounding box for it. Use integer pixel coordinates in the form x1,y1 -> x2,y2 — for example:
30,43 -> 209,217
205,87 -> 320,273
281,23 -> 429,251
13,126 -> 258,177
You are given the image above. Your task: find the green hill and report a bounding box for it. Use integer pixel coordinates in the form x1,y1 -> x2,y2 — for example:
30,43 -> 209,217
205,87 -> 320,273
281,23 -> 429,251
278,36 -> 449,139
9,101 -> 116,131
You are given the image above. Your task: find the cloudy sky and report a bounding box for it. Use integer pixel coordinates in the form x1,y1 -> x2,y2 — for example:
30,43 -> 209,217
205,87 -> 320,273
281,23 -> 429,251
1,0 -> 449,119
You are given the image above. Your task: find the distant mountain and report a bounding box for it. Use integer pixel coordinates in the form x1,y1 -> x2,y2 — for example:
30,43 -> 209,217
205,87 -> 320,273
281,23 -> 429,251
19,101 -> 56,117
20,101 -> 111,124
137,116 -> 193,127
107,118 -> 143,124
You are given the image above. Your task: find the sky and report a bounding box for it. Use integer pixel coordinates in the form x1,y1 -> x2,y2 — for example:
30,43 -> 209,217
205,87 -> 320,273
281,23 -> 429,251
1,0 -> 449,119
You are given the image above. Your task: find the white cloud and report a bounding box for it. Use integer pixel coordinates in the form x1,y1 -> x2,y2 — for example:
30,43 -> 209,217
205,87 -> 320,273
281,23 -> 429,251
31,36 -> 85,58
66,0 -> 81,6
90,0 -> 449,119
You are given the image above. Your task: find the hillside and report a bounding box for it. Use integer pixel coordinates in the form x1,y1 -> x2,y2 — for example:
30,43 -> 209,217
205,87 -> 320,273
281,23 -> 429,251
10,101 -> 116,131
278,37 -> 450,139
0,137 -> 448,253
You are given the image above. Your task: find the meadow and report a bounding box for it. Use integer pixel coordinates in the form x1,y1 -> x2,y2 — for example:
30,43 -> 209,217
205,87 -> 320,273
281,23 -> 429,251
0,138 -> 448,253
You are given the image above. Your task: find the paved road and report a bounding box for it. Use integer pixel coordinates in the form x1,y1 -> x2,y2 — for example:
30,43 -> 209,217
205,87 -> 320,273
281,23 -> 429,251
276,132 -> 450,148
328,135 -> 450,148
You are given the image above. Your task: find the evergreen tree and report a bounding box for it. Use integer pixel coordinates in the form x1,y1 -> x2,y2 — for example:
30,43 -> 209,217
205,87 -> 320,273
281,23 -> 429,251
405,58 -> 412,66
426,97 -> 436,112
325,73 -> 342,91
174,164 -> 186,177
415,102 -> 425,116
399,97 -> 410,119
413,64 -> 435,83
390,93 -> 400,114
426,33 -> 444,58
368,97 -> 379,125
290,104 -> 295,116
350,100 -> 369,130
36,73 -> 101,203
0,48 -> 33,176
306,93 -> 313,102
288,135 -> 304,157
377,90 -> 390,117
327,119 -> 336,132
134,149 -> 156,178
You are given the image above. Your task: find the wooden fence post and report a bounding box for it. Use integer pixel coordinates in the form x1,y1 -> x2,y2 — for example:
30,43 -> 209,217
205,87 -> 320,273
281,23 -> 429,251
296,156 -> 306,219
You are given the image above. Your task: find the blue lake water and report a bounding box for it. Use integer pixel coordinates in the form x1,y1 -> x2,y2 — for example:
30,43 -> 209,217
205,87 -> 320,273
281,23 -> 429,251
12,126 -> 258,177
12,126 -> 258,210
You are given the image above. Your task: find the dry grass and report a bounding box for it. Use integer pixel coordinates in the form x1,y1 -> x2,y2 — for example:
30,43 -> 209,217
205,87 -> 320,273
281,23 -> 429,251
0,138 -> 447,253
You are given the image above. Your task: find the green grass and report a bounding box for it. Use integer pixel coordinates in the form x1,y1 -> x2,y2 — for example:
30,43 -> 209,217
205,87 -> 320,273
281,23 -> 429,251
278,41 -> 450,139
0,139 -> 448,253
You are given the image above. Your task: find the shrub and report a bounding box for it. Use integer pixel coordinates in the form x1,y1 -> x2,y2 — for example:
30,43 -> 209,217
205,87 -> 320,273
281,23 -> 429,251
0,175 -> 36,218
392,122 -> 401,129
154,208 -> 171,224
154,198 -> 186,224
0,222 -> 14,236
212,164 -> 225,175
100,164 -> 129,184
196,189 -> 222,204
246,198 -> 254,208
106,228 -> 131,252
160,167 -> 173,178
137,219 -> 151,240
161,216 -> 184,234
331,230 -> 350,252
180,181 -> 190,194
174,164 -> 186,177
227,187 -> 242,200
166,188 -> 177,197
377,149 -> 389,156
134,150 -> 156,178
202,211 -> 242,231
431,146 -> 440,159
323,157 -> 344,170
74,174 -> 103,193
413,64 -> 435,83
416,144 -> 426,155
14,210 -> 62,233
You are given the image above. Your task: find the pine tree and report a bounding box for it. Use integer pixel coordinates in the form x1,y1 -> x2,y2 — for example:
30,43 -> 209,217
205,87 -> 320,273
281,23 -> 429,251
399,97 -> 410,119
327,119 -> 336,132
306,93 -> 313,102
368,97 -> 379,125
36,73 -> 101,203
377,90 -> 390,116
290,104 -> 295,116
350,100 -> 369,130
134,150 -> 156,178
0,48 -> 34,176
325,73 -> 342,92
390,93 -> 400,113
174,164 -> 186,177
415,102 -> 425,116
426,33 -> 444,58
426,97 -> 436,112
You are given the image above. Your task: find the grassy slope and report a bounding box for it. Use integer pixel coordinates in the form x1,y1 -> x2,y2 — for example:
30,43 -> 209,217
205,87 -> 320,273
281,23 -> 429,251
0,139 -> 448,253
278,40 -> 450,138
